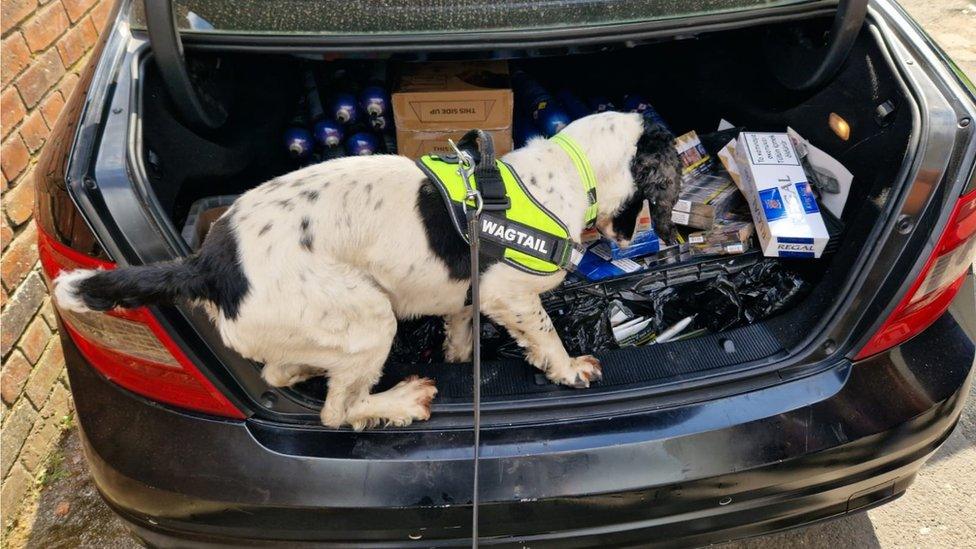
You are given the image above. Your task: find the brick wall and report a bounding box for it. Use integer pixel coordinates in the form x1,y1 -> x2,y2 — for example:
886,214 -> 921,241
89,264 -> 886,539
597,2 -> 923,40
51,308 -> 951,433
1,0 -> 113,529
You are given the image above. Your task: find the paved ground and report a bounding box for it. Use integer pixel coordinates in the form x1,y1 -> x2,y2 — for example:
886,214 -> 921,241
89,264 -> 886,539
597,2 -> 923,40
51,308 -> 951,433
2,2 -> 973,548
2,429 -> 136,549
897,0 -> 976,78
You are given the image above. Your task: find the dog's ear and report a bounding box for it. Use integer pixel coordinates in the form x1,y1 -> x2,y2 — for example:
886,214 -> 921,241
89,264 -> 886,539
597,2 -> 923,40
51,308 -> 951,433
630,117 -> 682,242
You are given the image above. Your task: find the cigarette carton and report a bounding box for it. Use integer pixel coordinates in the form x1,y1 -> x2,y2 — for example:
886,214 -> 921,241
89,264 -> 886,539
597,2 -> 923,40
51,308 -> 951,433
730,132 -> 829,258
608,226 -> 660,260
674,130 -> 712,182
671,209 -> 714,231
575,225 -> 662,282
575,245 -> 647,281
580,200 -> 653,244
687,220 -> 754,255
671,168 -> 744,230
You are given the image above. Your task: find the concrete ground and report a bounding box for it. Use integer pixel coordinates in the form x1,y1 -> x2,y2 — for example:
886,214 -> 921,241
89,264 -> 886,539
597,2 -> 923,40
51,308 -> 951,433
2,1 -> 973,548
897,0 -> 976,78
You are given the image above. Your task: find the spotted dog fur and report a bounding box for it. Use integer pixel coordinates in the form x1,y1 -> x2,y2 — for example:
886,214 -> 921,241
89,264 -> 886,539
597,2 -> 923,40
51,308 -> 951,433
53,112 -> 680,430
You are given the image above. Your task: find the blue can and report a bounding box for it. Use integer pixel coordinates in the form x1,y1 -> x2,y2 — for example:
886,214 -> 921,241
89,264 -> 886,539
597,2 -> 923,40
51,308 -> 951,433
535,104 -> 572,137
359,85 -> 388,118
313,119 -> 344,148
514,111 -> 544,147
643,105 -> 671,132
320,145 -> 345,161
332,92 -> 359,124
556,89 -> 590,120
621,93 -> 651,113
368,114 -> 388,131
511,71 -> 571,136
345,132 -> 378,156
512,70 -> 551,112
588,95 -> 616,113
622,93 -> 670,129
284,127 -> 313,160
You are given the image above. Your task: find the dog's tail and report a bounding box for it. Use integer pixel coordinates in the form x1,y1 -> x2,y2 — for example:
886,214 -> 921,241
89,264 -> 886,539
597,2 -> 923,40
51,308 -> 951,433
54,260 -> 207,314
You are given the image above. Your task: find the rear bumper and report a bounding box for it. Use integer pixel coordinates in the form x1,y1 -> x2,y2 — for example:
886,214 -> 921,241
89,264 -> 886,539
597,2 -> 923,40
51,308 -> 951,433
64,279 -> 975,548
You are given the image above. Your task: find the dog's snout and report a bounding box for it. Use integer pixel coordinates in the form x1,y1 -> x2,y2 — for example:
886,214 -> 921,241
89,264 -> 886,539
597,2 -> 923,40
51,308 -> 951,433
596,217 -> 633,247
595,217 -> 616,240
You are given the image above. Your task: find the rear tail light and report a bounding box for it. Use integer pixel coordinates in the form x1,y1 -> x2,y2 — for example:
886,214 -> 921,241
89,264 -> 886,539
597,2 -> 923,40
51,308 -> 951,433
856,188 -> 976,359
38,227 -> 244,419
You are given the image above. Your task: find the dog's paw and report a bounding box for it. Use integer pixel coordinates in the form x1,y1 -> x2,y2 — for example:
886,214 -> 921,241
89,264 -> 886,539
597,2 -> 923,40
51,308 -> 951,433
388,375 -> 438,423
262,364 -> 318,388
443,314 -> 473,363
549,355 -> 603,389
348,376 -> 438,431
444,340 -> 473,363
320,405 -> 346,429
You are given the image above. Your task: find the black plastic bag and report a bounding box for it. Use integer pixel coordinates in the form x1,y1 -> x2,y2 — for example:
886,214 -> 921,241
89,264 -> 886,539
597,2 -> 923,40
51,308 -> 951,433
547,290 -> 618,356
633,259 -> 808,335
480,320 -> 524,359
388,317 -> 445,364
734,261 -> 807,323
686,276 -> 742,332
389,260 -> 807,363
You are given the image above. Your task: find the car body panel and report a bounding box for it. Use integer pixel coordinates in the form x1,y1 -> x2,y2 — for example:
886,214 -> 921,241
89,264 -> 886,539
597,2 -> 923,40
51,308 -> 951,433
66,278 -> 974,546
38,0 -> 975,425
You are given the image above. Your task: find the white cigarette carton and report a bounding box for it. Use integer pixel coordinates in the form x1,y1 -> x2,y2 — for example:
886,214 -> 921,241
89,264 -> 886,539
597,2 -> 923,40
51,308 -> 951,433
732,132 -> 829,258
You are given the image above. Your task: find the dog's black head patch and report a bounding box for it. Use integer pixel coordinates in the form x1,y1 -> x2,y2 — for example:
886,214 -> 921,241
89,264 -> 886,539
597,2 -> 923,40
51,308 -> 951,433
624,116 -> 682,243
608,192 -> 646,244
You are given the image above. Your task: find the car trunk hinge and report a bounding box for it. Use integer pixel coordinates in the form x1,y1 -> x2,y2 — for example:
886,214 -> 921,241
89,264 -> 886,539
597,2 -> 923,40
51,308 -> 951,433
143,0 -> 227,131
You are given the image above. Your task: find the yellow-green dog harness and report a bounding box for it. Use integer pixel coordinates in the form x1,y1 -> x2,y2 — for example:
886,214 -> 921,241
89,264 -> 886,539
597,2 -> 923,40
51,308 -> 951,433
416,132 -> 597,275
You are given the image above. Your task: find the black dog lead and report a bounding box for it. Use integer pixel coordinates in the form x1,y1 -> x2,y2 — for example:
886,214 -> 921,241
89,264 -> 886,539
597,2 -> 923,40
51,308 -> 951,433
448,131 -> 496,548
452,129 -> 596,545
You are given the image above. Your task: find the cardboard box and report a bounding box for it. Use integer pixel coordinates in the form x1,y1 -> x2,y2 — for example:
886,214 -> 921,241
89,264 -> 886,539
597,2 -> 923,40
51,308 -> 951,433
180,194 -> 238,250
729,132 -> 830,258
396,128 -> 513,160
196,206 -> 230,246
393,61 -> 513,159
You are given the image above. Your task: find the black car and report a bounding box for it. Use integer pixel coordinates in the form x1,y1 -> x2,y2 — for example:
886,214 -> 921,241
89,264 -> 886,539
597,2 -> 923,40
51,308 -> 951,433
35,0 -> 975,546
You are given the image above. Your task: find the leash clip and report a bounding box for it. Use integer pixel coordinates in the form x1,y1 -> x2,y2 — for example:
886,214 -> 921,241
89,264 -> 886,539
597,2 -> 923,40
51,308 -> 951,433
449,138 -> 483,216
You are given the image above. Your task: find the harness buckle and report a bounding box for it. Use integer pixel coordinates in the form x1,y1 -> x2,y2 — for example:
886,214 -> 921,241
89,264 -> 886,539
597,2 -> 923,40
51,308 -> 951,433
480,196 -> 511,211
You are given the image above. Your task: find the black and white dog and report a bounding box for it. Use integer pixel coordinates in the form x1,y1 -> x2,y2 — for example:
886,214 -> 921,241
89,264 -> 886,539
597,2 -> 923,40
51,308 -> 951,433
54,112 -> 680,429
